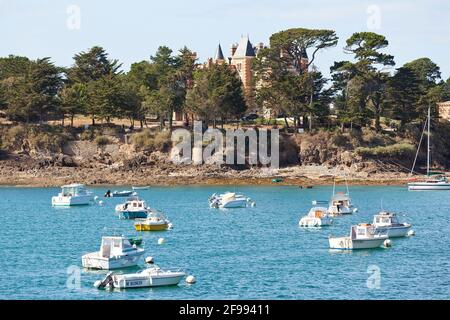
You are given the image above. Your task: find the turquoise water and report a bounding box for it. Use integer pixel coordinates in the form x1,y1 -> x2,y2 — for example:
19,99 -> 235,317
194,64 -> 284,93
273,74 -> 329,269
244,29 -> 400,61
0,185 -> 449,300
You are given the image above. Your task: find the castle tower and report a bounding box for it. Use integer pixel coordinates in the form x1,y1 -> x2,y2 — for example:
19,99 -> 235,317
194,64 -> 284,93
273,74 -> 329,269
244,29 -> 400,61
214,44 -> 225,65
230,36 -> 256,92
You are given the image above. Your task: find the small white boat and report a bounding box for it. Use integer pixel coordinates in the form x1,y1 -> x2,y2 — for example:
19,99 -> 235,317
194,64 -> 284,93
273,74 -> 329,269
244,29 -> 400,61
132,186 -> 150,190
299,207 -> 333,228
52,184 -> 93,206
115,196 -> 149,219
372,211 -> 412,238
328,192 -> 357,216
329,224 -> 388,250
209,192 -> 255,209
82,236 -> 145,270
95,266 -> 186,289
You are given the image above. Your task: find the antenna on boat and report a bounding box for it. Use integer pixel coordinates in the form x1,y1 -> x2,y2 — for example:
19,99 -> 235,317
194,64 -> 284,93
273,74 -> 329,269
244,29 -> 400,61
380,198 -> 384,211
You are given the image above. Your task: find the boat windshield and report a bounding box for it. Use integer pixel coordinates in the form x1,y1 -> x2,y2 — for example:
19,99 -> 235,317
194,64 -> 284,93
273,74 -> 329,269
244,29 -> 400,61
62,185 -> 86,196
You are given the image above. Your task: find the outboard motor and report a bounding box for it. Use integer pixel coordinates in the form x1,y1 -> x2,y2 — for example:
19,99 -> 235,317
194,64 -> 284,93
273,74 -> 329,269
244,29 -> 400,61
104,190 -> 111,198
94,272 -> 115,289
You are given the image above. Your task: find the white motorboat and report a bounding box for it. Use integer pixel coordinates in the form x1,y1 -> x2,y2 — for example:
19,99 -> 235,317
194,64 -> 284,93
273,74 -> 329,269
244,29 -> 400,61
299,207 -> 333,227
329,224 -> 388,250
209,192 -> 255,209
82,236 -> 145,270
408,107 -> 450,191
95,266 -> 186,289
328,192 -> 357,216
372,211 -> 412,238
115,196 -> 149,219
52,184 -> 93,206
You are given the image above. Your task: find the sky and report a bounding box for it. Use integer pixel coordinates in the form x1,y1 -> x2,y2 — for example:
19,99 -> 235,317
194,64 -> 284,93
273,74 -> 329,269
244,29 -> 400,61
1,0 -> 449,80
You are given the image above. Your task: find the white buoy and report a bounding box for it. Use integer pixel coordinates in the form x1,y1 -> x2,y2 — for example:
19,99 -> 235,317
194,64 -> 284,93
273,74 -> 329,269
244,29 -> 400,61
145,256 -> 154,264
186,275 -> 196,284
408,230 -> 415,236
94,196 -> 99,201
168,223 -> 174,230
158,238 -> 165,245
98,200 -> 104,206
94,280 -> 102,289
384,239 -> 392,248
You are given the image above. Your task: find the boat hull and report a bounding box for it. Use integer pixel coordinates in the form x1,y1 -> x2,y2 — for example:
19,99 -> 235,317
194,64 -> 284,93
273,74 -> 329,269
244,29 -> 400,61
329,236 -> 387,250
376,225 -> 411,238
82,251 -> 144,270
408,183 -> 450,190
52,194 -> 92,206
299,217 -> 332,228
220,199 -> 249,208
118,211 -> 148,219
112,272 -> 185,288
134,223 -> 168,231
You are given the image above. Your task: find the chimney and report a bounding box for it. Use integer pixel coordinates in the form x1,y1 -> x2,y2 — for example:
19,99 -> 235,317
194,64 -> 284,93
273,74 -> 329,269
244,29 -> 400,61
231,43 -> 238,57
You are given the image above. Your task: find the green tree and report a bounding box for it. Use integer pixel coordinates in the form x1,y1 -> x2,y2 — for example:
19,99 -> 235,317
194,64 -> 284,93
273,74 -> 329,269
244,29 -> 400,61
332,32 -> 395,131
59,83 -> 88,126
68,47 -> 122,124
0,57 -> 63,122
68,46 -> 121,83
385,67 -> 421,130
254,28 -> 338,129
186,63 -> 246,128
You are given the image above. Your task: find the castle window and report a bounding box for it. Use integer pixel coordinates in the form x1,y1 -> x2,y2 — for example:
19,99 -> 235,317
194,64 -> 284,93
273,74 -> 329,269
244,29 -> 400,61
237,63 -> 242,72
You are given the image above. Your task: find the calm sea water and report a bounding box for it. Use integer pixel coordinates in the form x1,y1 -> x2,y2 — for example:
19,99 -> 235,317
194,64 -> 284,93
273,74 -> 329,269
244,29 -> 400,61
0,185 -> 449,300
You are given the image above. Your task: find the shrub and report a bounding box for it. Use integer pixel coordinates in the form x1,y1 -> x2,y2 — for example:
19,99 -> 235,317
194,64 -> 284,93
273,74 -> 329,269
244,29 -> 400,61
132,129 -> 154,151
153,131 -> 171,152
95,135 -> 111,146
331,134 -> 350,148
355,143 -> 415,158
80,129 -> 94,141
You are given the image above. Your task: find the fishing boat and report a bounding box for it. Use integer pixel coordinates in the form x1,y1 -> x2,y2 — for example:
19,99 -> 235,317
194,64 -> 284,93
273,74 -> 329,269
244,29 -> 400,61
299,207 -> 333,227
209,192 -> 255,209
132,186 -> 150,190
115,196 -> 149,219
408,107 -> 450,190
52,184 -> 93,206
328,192 -> 357,215
95,266 -> 186,289
372,211 -> 412,238
81,236 -> 145,270
134,210 -> 171,231
329,224 -> 388,250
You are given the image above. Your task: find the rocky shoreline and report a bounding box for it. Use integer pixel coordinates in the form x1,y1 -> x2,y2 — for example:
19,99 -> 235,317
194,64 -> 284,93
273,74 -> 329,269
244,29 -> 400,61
0,161 -> 412,187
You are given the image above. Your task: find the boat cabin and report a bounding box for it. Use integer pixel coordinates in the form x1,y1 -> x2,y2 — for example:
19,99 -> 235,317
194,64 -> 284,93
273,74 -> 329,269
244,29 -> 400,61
124,197 -> 146,210
373,212 -> 400,226
100,236 -> 135,257
331,193 -> 350,207
60,184 -> 87,197
308,207 -> 328,218
351,224 -> 375,240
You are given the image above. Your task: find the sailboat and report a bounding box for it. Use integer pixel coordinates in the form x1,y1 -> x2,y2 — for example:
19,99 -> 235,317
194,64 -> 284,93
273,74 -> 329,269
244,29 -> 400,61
408,107 -> 450,191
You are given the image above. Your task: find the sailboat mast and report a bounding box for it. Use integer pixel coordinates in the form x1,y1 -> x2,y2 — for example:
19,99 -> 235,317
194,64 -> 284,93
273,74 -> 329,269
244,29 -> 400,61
427,106 -> 431,176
